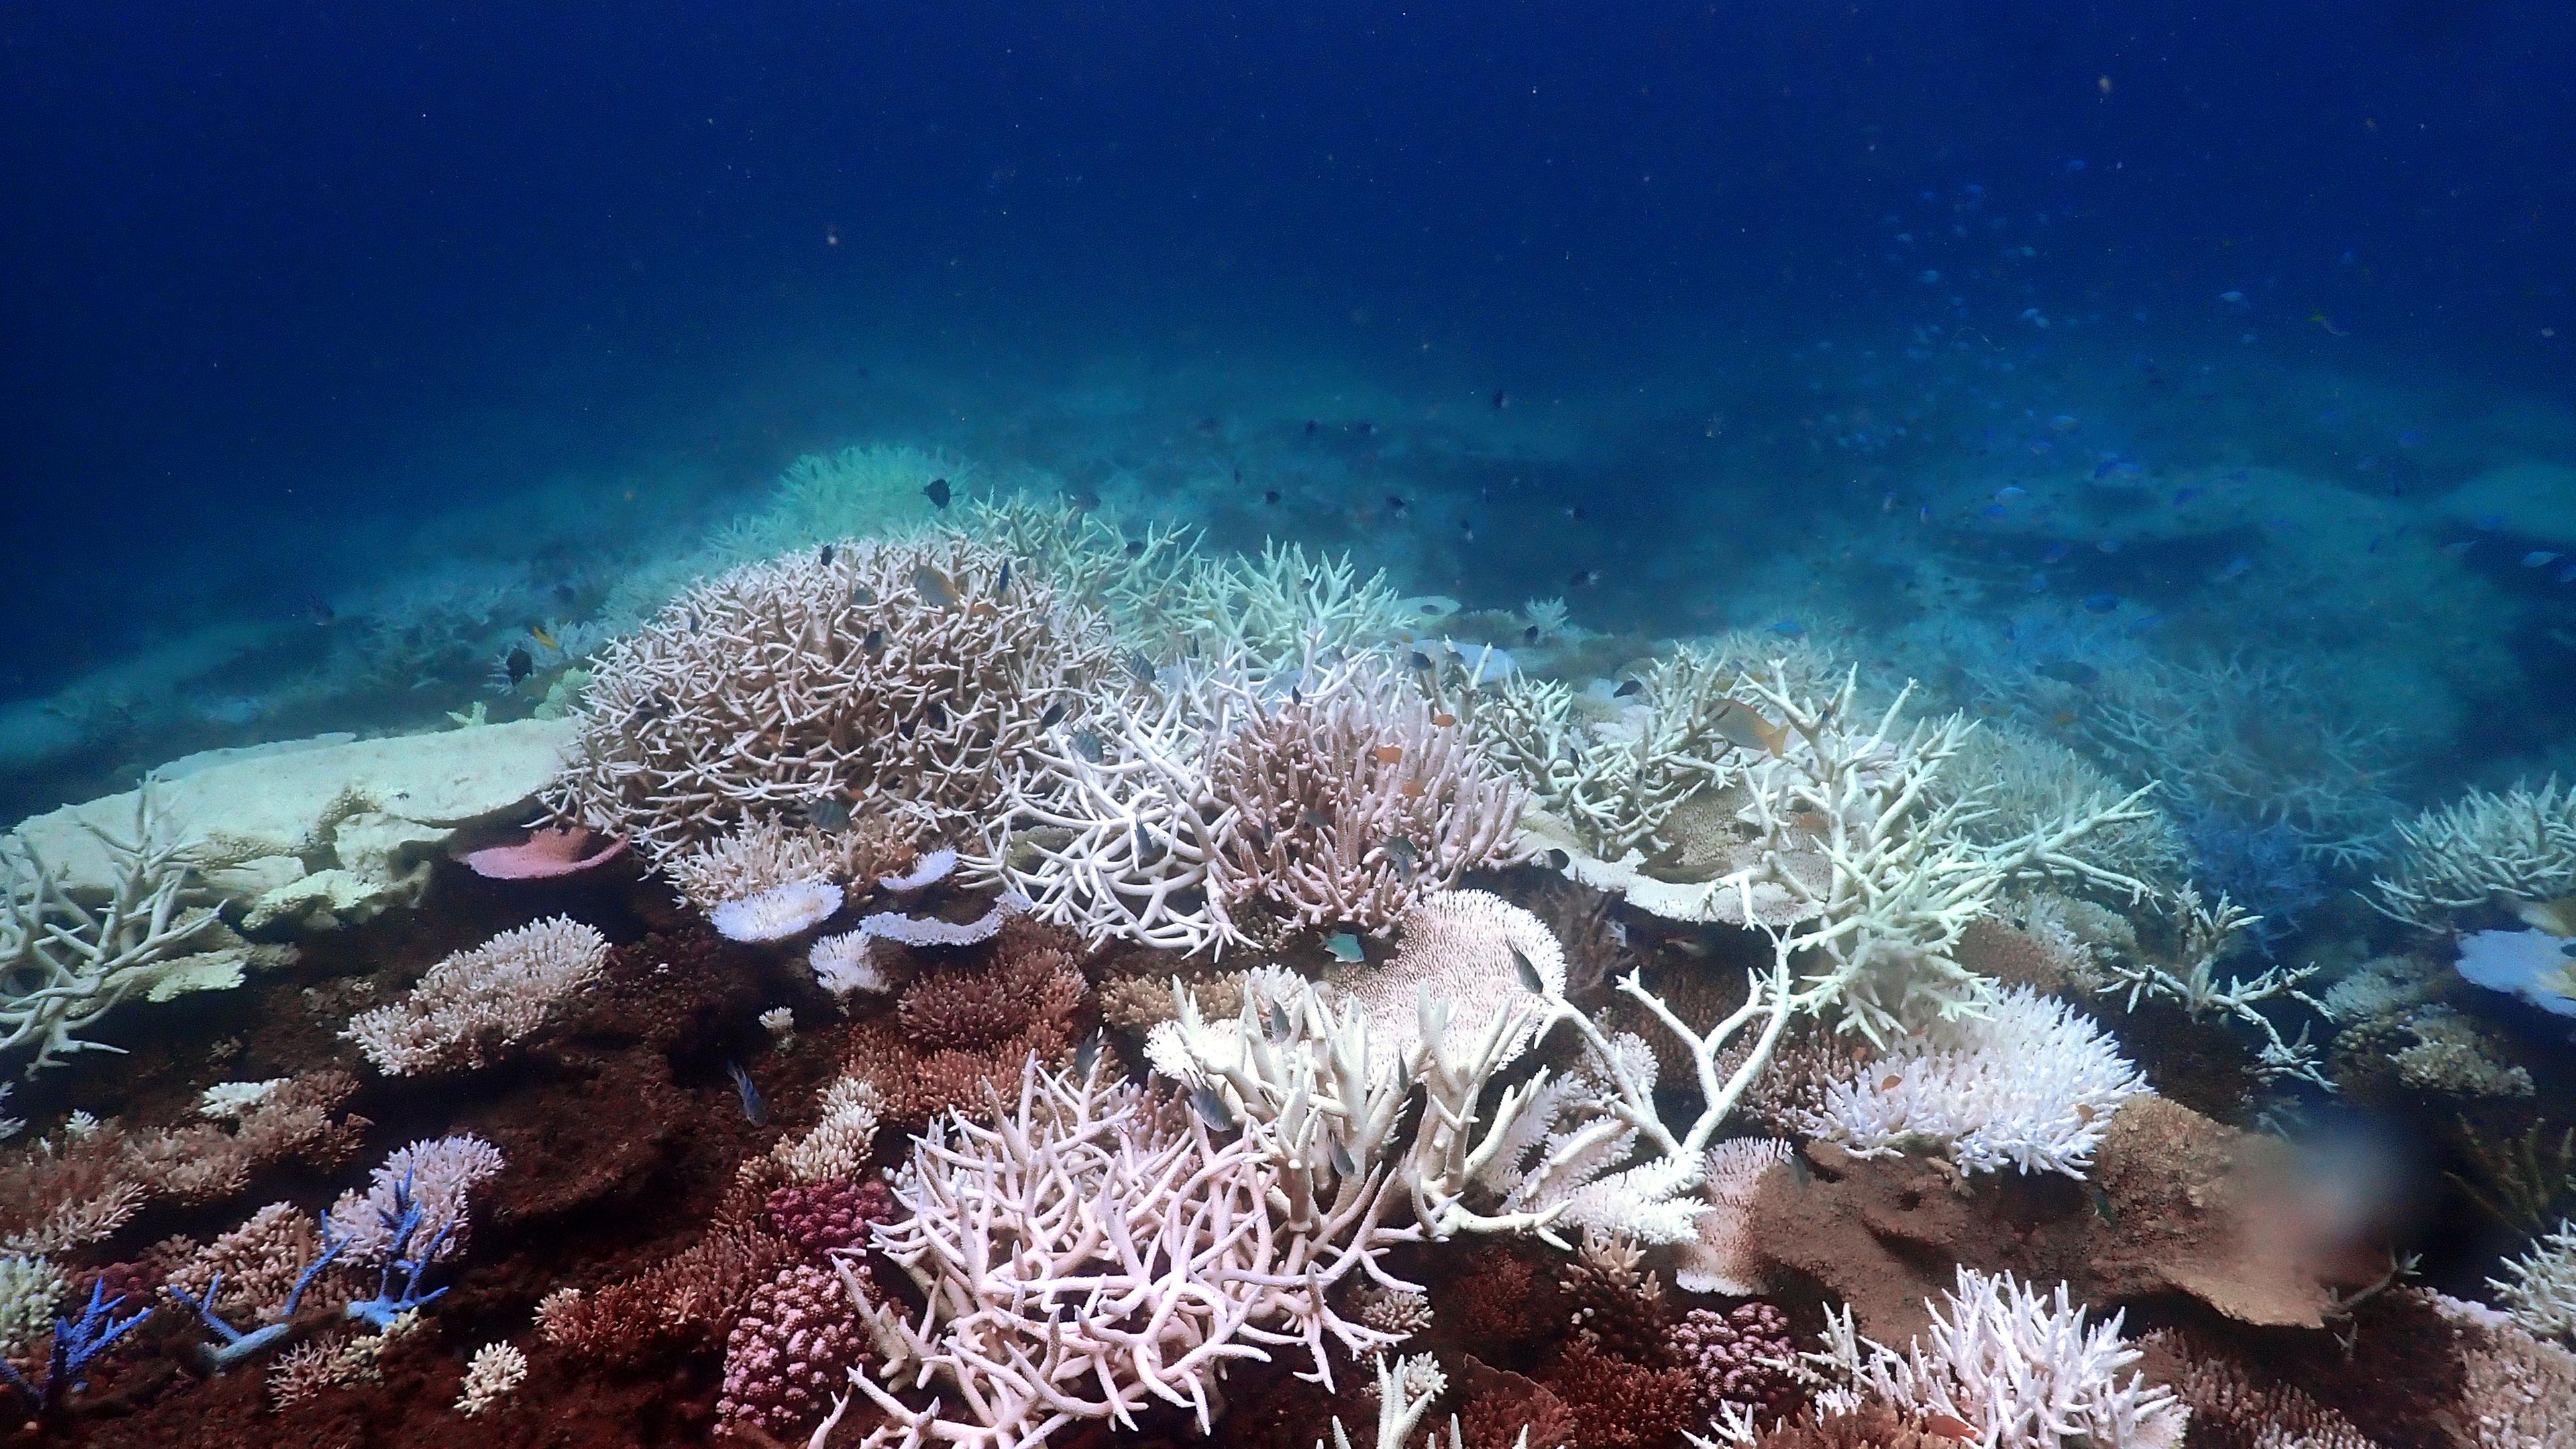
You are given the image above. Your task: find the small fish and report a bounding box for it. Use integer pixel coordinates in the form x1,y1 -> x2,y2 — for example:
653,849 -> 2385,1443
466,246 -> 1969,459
624,691 -> 671,729
1328,1134 -> 1359,1177
1386,494 -> 1409,515
1076,1030 -> 1105,1078
1509,945 -> 1545,994
851,582 -> 875,606
1263,489 -> 1281,505
1038,700 -> 1068,730
1386,837 -> 1419,873
1569,568 -> 1600,588
2218,289 -> 2245,304
1538,848 -> 1570,871
504,645 -> 534,686
1613,679 -> 1644,698
1300,807 -> 1333,831
913,566 -> 957,606
996,560 -> 1012,594
2035,660 -> 2099,686
2442,540 -> 2477,559
529,623 -> 560,651
1409,650 -> 1434,671
863,628 -> 885,653
727,1062 -> 767,1126
1371,745 -> 1405,765
1993,485 -> 2027,502
2090,457 -> 2121,480
2081,592 -> 2120,614
1304,419 -> 1320,435
1266,1000 -> 1293,1040
1071,729 -> 1106,763
1711,700 -> 1788,756
1124,538 -> 1146,558
1878,1073 -> 1902,1093
2524,551 -> 2563,568
1323,932 -> 1366,964
1923,1413 -> 1979,1444
1492,388 -> 1509,411
800,793 -> 853,833
1124,651 -> 1157,686
2092,1188 -> 2120,1226
2214,556 -> 2253,582
922,477 -> 952,510
1523,625 -> 1542,645
1431,712 -> 1456,728
1189,1084 -> 1238,1132
1767,620 -> 1805,637
818,543 -> 836,568
2096,537 -> 2123,554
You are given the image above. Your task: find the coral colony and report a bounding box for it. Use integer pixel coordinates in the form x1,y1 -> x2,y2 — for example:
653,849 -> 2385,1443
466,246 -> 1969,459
7,470 -> 2576,1449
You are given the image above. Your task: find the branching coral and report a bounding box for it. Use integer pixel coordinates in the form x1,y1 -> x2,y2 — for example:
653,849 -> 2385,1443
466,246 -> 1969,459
549,536 -> 1121,862
834,1059 -> 1417,1448
2086,886 -> 2336,1088
343,916 -> 610,1075
3,791 -> 227,1071
2373,780 -> 2576,930
2489,1218 -> 2576,1344
1791,985 -> 2148,1180
1794,1267 -> 2186,1449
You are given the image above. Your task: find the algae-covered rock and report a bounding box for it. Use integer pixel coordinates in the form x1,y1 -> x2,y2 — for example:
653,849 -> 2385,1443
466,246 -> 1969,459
6,717 -> 577,932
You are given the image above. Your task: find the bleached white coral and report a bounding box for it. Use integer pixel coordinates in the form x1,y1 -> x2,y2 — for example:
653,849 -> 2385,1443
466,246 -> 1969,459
769,1075 -> 881,1184
2491,1218 -> 2576,1344
1330,890 -> 1563,1073
810,929 -> 897,998
325,1134 -> 504,1265
0,1253 -> 65,1358
1794,985 -> 2147,1179
197,1078 -> 288,1120
708,879 -> 843,943
1672,1137 -> 1793,1295
2374,779 -> 2576,930
454,1340 -> 529,1416
342,917 -> 610,1075
1807,1267 -> 2186,1449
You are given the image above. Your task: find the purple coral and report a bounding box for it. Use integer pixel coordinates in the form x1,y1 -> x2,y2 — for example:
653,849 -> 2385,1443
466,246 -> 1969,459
716,1261 -> 873,1438
765,1177 -> 896,1258
1668,1302 -> 1796,1417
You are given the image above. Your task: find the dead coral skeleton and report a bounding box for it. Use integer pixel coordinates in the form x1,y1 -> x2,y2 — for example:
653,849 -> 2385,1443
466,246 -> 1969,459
2371,778 -> 2576,931
2085,885 -> 2337,1089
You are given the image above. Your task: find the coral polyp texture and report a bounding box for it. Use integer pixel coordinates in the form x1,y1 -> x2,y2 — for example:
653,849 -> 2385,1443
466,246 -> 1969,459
548,535 -> 1121,861
342,916 -> 610,1075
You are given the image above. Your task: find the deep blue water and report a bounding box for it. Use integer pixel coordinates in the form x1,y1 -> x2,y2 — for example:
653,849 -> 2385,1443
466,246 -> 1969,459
3,0 -> 2573,800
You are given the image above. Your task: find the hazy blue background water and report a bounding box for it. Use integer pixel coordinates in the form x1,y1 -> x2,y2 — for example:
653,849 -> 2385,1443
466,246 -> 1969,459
4,0 -> 2573,806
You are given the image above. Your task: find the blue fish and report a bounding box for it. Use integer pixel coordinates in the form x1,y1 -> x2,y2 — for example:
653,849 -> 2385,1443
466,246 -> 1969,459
2082,593 -> 2120,614
2214,557 -> 2253,582
2171,488 -> 2201,506
2043,543 -> 2070,563
1994,485 -> 2027,502
1769,620 -> 1807,636
2443,540 -> 2477,558
2092,458 -> 2121,480
2523,551 -> 2563,568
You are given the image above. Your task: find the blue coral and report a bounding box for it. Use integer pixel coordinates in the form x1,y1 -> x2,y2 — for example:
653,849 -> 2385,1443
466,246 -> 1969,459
0,1279 -> 152,1412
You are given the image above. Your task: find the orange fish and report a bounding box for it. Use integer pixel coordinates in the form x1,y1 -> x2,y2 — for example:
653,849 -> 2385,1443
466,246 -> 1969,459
1880,1074 -> 1903,1093
1371,745 -> 1405,765
1923,1413 -> 1979,1443
1431,712 -> 1457,728
1711,700 -> 1788,757
529,624 -> 559,651
2074,1103 -> 2098,1124
1400,781 -> 1426,799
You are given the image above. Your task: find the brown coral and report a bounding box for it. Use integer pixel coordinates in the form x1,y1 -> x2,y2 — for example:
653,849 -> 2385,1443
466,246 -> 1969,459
1536,1340 -> 1702,1449
538,1224 -> 798,1362
848,922 -> 1086,1124
1458,1362 -> 1582,1449
1750,1405 -> 1953,1449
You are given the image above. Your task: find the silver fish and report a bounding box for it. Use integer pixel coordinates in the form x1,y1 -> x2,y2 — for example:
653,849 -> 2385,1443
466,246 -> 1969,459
1189,1084 -> 1238,1132
1509,945 -> 1545,994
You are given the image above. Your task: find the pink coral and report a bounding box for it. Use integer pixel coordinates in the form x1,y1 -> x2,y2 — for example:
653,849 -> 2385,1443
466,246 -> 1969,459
1670,1302 -> 1798,1417
458,825 -> 628,880
765,1177 -> 896,1258
716,1260 -> 874,1438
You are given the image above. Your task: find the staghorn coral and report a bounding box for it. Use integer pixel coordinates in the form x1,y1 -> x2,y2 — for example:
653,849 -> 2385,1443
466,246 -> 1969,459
2489,1218 -> 2576,1344
1208,656 -> 1526,933
841,1059 -> 1419,1447
343,916 -> 610,1075
2373,779 -> 2576,930
549,535 -> 1121,862
1746,1403 -> 1955,1449
2,790 -> 229,1072
1792,985 -> 2149,1180
717,1260 -> 874,1439
1560,1228 -> 1674,1363
1799,1267 -> 2186,1449
1929,723 -> 2186,896
1163,540 -> 1418,670
664,813 -> 913,916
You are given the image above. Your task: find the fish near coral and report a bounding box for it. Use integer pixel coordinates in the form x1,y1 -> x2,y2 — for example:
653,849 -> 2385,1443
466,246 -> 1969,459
1711,700 -> 1787,757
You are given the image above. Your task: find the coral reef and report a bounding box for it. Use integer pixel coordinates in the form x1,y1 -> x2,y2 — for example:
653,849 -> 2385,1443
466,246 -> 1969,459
343,916 -> 610,1075
2373,780 -> 2576,930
